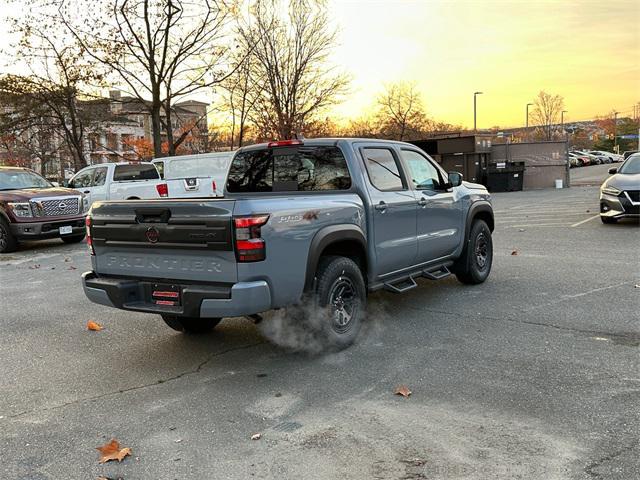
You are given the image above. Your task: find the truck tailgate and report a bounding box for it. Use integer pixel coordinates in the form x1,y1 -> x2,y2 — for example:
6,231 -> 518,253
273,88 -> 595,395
90,199 -> 237,283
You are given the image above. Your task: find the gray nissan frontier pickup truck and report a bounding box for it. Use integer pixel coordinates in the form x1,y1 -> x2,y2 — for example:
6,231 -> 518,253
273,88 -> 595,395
82,138 -> 494,349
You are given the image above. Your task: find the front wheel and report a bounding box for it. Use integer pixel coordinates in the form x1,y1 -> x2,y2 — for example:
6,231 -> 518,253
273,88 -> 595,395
453,220 -> 493,285
61,233 -> 86,244
0,218 -> 18,253
161,315 -> 221,333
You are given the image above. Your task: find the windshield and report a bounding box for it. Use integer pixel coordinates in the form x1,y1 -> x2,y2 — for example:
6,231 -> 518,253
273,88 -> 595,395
0,170 -> 52,190
164,155 -> 233,180
618,154 -> 640,174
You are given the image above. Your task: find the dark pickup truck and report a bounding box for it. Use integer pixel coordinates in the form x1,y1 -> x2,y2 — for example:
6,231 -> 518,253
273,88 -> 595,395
82,138 -> 494,349
0,167 -> 88,253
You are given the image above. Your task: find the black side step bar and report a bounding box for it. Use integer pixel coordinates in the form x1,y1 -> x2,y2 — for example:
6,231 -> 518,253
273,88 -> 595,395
384,276 -> 417,293
383,266 -> 452,294
423,266 -> 451,280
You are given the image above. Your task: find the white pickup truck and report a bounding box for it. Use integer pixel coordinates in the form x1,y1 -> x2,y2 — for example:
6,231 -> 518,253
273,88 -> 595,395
66,162 -> 167,205
152,152 -> 234,198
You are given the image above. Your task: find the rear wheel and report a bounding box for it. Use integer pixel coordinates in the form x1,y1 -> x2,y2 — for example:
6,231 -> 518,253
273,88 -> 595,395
61,233 -> 86,244
0,218 -> 18,253
453,220 -> 493,285
161,315 -> 221,333
311,255 -> 367,350
600,216 -> 617,224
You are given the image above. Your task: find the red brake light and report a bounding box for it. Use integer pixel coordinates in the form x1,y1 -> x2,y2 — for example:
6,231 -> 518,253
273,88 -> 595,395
212,180 -> 217,195
85,216 -> 95,255
267,139 -> 303,148
234,215 -> 269,262
156,183 -> 168,197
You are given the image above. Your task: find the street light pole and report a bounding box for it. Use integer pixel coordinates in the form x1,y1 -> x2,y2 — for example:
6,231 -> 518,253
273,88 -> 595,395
561,110 -> 567,138
526,103 -> 533,140
474,91 -> 483,132
613,111 -> 619,153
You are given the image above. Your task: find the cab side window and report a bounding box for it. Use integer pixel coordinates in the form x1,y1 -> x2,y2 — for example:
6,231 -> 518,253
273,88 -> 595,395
92,167 -> 108,186
401,150 -> 443,190
70,170 -> 93,188
362,148 -> 404,191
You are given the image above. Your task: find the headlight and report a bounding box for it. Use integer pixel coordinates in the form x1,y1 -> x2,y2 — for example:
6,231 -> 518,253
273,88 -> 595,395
82,195 -> 90,214
602,186 -> 621,196
8,202 -> 33,218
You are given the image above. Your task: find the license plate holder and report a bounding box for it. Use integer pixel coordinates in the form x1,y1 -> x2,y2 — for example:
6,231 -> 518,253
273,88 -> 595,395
59,225 -> 73,235
151,283 -> 182,306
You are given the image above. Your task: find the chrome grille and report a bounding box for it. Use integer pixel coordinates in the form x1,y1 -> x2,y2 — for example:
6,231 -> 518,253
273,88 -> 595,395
31,197 -> 80,217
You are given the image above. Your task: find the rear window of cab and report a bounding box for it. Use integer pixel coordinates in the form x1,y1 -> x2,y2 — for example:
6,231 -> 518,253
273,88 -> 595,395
113,164 -> 160,182
226,146 -> 351,193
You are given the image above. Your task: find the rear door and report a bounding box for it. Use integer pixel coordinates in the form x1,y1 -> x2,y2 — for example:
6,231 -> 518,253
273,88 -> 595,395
89,166 -> 109,203
400,148 -> 463,262
358,145 -> 417,276
91,199 -> 237,283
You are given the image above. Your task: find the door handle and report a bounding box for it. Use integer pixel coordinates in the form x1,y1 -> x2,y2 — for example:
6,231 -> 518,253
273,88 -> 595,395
374,201 -> 387,213
418,197 -> 428,207
83,190 -> 90,194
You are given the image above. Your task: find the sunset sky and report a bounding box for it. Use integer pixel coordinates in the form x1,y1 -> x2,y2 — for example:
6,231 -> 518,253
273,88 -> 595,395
0,0 -> 638,129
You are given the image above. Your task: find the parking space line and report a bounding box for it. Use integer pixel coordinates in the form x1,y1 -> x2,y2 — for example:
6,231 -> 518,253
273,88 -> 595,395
571,214 -> 600,227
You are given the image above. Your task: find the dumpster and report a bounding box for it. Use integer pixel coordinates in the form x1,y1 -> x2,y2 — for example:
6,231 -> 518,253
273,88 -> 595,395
485,162 -> 525,192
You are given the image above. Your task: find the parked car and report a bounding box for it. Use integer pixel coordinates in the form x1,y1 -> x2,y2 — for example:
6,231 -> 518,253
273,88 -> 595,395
622,150 -> 639,160
579,151 -> 603,164
568,153 -> 583,167
66,162 -> 167,206
599,153 -> 640,224
590,150 -> 620,163
152,152 -> 234,198
82,138 -> 494,349
570,151 -> 590,166
0,166 -> 88,253
587,151 -> 612,164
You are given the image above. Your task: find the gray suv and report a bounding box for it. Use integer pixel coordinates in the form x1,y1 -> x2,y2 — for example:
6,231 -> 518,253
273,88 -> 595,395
82,138 -> 494,349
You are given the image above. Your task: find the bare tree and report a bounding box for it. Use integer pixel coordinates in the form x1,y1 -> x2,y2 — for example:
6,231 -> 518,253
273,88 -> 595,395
57,0 -> 236,157
238,0 -> 349,140
376,82 -> 429,141
531,90 -> 565,141
1,8 -> 104,171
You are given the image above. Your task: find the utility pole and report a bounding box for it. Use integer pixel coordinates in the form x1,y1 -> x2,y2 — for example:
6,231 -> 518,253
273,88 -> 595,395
561,110 -> 568,138
473,91 -> 483,132
526,103 -> 533,140
613,111 -> 619,153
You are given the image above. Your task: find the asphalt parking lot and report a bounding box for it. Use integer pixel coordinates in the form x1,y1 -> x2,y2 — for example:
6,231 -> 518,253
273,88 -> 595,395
1,182 -> 639,480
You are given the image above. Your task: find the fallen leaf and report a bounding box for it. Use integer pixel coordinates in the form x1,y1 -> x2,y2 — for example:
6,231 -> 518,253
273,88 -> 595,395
96,439 -> 131,464
64,257 -> 71,262
511,250 -> 519,256
394,385 -> 412,397
251,433 -> 262,440
518,229 -> 525,232
29,264 -> 41,269
635,284 -> 640,289
87,320 -> 103,331
586,210 -> 590,213
68,265 -> 77,270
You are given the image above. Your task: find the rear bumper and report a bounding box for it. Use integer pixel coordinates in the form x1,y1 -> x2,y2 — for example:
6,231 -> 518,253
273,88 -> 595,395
11,217 -> 85,239
82,271 -> 272,318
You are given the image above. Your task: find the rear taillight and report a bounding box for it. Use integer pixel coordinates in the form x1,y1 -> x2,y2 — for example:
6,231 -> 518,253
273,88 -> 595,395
156,183 -> 168,197
86,216 -> 95,255
234,215 -> 269,262
212,180 -> 217,196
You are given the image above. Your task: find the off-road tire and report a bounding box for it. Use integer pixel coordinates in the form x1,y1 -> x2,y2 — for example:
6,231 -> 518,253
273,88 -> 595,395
161,315 -> 221,333
600,216 -> 617,224
0,217 -> 18,253
312,255 -> 367,350
61,233 -> 86,244
453,219 -> 493,285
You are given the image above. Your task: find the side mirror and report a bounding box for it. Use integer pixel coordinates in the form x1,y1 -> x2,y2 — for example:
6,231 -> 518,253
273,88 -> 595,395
608,167 -> 617,175
448,171 -> 463,187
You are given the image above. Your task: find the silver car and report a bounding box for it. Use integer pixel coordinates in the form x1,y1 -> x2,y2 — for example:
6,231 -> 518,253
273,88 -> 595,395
599,153 -> 640,223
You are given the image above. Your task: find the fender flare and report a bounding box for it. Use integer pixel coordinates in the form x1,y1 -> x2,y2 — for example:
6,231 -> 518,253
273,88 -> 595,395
463,200 -> 494,240
304,224 -> 367,292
